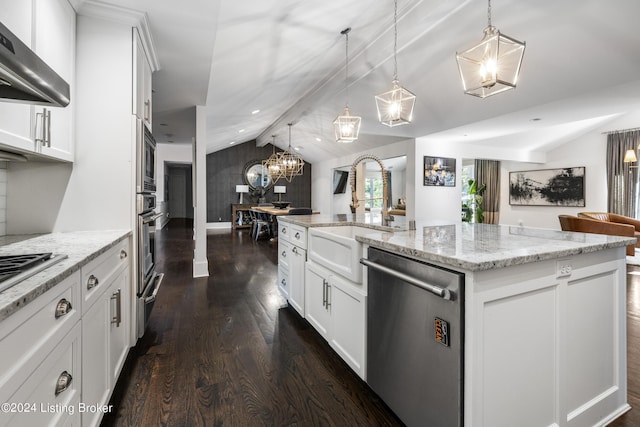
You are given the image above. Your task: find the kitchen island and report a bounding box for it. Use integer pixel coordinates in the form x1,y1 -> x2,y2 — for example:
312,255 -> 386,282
277,214 -> 634,427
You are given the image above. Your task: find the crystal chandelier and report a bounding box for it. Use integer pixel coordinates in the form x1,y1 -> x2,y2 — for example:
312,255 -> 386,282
333,28 -> 361,143
375,0 -> 416,127
455,0 -> 526,98
278,123 -> 305,182
262,135 -> 283,182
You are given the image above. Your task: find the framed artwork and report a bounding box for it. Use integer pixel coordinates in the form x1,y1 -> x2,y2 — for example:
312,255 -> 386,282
509,167 -> 585,206
424,156 -> 456,186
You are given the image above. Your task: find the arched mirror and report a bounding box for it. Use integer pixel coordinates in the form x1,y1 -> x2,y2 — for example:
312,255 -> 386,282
243,160 -> 274,190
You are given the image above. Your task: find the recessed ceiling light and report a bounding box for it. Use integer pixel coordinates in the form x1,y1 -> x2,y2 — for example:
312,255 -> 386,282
230,141 -> 236,145
238,129 -> 245,133
315,137 -> 321,142
294,146 -> 302,151
251,109 -> 260,115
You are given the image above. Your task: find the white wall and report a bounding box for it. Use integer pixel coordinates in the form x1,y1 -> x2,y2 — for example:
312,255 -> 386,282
311,139 -> 415,216
500,110 -> 640,229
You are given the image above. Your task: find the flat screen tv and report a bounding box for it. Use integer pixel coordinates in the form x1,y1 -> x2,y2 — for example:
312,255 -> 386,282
333,170 -> 349,194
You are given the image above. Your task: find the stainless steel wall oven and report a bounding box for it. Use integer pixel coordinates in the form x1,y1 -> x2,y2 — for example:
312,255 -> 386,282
136,120 -> 163,338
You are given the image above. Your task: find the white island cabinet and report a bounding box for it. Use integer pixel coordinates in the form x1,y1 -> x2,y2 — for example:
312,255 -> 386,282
277,215 -> 634,427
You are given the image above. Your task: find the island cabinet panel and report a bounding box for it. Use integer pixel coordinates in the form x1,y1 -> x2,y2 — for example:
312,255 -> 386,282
465,247 -> 628,427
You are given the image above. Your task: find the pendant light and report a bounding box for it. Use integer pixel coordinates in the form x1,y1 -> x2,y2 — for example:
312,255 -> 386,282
262,135 -> 283,182
278,123 -> 305,182
333,28 -> 361,143
456,0 -> 526,98
375,0 -> 416,127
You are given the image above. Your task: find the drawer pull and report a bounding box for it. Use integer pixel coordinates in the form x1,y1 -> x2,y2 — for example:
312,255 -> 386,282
120,249 -> 128,259
55,371 -> 72,396
292,246 -> 298,254
87,275 -> 99,290
281,278 -> 286,287
54,299 -> 72,319
281,251 -> 286,258
111,288 -> 122,327
295,232 -> 301,239
281,228 -> 286,234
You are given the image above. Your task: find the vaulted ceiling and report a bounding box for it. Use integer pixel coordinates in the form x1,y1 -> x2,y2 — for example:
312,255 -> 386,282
81,0 -> 640,164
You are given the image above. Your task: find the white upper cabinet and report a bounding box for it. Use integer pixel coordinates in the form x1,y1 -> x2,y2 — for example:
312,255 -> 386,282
32,0 -> 75,161
0,2 -> 34,153
0,0 -> 75,162
133,28 -> 152,131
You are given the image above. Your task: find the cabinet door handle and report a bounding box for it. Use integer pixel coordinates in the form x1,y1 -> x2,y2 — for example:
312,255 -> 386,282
144,99 -> 151,122
54,298 -> 73,319
45,108 -> 51,147
111,288 -> 122,327
54,371 -> 73,396
325,281 -> 331,309
322,279 -> 327,308
87,274 -> 99,290
35,108 -> 45,147
120,249 -> 128,259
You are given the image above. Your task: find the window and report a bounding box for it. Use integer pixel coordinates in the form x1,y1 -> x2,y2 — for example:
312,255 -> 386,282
364,176 -> 384,209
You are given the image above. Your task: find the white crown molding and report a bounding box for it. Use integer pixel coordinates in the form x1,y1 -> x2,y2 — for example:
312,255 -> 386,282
77,0 -> 160,72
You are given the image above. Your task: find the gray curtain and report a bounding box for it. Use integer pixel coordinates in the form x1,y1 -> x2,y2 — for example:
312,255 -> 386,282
606,130 -> 640,216
475,159 -> 501,224
386,171 -> 392,208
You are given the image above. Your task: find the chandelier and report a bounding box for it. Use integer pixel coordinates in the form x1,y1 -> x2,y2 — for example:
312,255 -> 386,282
278,123 -> 305,182
262,135 -> 283,182
455,0 -> 526,98
333,28 -> 361,143
375,0 -> 416,127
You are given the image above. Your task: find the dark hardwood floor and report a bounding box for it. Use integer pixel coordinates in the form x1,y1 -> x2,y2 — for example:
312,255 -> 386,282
101,219 -> 402,426
102,219 -> 640,426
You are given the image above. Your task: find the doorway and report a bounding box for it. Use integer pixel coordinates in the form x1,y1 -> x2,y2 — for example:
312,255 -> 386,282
165,162 -> 194,220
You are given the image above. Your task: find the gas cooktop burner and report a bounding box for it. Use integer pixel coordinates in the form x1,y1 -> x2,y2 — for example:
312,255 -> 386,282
0,253 -> 68,293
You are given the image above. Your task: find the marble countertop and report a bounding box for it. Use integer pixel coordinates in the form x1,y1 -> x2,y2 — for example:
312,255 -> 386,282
0,230 -> 131,322
278,215 -> 636,271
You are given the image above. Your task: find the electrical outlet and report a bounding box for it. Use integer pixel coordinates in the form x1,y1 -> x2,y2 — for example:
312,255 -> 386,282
556,260 -> 572,278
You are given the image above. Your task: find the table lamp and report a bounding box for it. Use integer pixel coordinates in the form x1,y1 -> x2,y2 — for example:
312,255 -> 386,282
236,185 -> 249,204
273,185 -> 286,202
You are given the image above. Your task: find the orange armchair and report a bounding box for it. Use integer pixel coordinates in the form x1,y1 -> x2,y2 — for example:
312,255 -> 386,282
559,215 -> 637,256
578,212 -> 640,250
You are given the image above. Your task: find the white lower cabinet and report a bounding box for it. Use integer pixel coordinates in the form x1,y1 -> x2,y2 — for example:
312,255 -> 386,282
305,261 -> 365,378
288,245 -> 306,316
277,224 -> 306,317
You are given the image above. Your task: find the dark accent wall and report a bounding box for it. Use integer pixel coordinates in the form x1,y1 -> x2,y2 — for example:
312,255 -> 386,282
206,140 -> 312,223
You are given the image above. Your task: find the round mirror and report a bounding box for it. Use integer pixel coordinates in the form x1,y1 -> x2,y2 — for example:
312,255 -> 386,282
243,160 -> 273,190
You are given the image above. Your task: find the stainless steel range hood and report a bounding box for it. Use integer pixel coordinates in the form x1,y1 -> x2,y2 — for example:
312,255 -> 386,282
0,20 -> 70,107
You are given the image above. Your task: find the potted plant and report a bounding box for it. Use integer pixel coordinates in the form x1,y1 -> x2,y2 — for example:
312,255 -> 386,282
462,179 -> 486,223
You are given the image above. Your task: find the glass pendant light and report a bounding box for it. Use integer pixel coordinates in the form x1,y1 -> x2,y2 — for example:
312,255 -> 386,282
278,123 -> 305,182
333,28 -> 361,143
262,135 -> 283,182
456,0 -> 526,98
375,0 -> 416,127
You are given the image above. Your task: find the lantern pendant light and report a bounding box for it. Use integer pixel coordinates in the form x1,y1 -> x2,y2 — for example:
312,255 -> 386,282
262,135 -> 283,182
333,28 -> 361,143
278,123 -> 305,182
375,0 -> 416,127
456,0 -> 526,98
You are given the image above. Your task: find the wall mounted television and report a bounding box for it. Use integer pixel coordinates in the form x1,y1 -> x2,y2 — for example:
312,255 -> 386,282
333,170 -> 349,194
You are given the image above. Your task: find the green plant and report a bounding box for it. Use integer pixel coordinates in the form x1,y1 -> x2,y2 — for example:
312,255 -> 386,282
462,179 -> 486,223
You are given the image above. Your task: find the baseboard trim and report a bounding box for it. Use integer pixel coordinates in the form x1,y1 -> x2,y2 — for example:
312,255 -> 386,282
193,259 -> 209,277
207,222 -> 232,229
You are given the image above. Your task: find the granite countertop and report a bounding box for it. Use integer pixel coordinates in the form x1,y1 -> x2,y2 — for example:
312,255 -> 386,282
0,230 -> 131,322
278,215 -> 636,271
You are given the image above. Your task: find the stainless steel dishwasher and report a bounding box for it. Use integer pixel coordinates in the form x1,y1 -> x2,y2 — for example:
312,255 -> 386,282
361,247 -> 464,427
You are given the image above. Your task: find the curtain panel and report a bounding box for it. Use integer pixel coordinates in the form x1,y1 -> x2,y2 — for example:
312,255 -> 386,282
606,130 -> 640,217
475,159 -> 501,224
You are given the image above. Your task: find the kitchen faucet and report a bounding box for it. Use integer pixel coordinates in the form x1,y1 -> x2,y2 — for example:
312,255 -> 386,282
349,154 -> 393,226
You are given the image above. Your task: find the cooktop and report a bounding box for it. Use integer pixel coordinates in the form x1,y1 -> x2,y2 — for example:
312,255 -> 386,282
0,253 -> 68,293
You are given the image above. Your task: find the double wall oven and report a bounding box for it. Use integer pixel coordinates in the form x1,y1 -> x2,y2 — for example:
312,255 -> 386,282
136,119 -> 164,338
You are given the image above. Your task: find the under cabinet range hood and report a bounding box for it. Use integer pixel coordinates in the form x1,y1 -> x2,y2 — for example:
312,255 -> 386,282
0,20 -> 69,107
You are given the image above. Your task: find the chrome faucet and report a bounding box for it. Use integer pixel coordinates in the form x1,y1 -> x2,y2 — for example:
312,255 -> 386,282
349,154 -> 392,225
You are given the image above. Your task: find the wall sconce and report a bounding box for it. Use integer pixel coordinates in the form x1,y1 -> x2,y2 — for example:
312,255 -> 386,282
273,185 -> 286,201
236,184 -> 249,204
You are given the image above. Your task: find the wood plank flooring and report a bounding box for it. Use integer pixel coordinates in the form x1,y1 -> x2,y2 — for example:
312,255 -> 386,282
101,219 -> 401,426
102,219 -> 640,426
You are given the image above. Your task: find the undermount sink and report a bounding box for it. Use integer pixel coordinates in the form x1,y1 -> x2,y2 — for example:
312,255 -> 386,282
308,226 -> 371,282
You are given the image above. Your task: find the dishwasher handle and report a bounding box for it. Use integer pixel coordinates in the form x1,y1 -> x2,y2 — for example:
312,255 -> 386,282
360,257 -> 452,300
